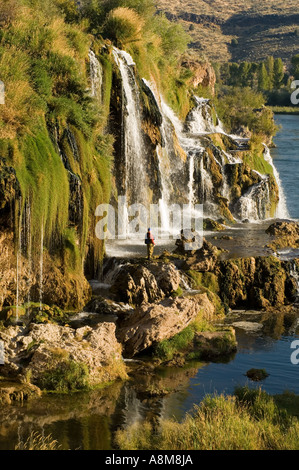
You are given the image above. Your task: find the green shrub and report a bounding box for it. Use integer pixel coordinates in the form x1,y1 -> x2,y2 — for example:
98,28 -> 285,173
38,359 -> 90,393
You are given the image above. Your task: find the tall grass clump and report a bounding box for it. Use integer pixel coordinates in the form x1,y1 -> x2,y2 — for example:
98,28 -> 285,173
115,387 -> 299,450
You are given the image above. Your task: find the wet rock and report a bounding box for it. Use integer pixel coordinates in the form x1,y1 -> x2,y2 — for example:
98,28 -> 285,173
266,221 -> 299,250
183,239 -> 219,272
117,293 -> 215,357
110,264 -> 164,305
203,218 -> 226,232
232,321 -> 263,332
218,256 -> 290,309
246,368 -> 269,381
192,327 -> 237,360
146,263 -> 181,296
110,262 -> 182,305
0,379 -> 41,405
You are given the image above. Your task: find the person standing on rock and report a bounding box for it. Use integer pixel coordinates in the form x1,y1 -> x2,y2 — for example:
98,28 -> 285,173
145,228 -> 155,260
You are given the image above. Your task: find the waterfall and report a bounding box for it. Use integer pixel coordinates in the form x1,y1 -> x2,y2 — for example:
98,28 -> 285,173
263,144 -> 289,219
39,222 -> 44,310
289,261 -> 299,304
235,178 -> 271,222
25,199 -> 32,305
88,50 -> 103,102
113,48 -> 148,215
188,152 -> 195,208
185,97 -> 224,135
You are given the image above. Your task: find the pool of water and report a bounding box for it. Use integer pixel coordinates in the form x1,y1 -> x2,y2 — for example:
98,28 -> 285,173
272,114 -> 299,220
1,309 -> 298,450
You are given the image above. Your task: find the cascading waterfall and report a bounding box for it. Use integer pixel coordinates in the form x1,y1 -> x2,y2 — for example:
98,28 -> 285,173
15,208 -> 22,320
263,144 -> 289,219
39,221 -> 44,310
113,48 -> 148,231
289,261 -> 299,304
89,50 -> 103,102
235,178 -> 271,222
185,97 -> 225,135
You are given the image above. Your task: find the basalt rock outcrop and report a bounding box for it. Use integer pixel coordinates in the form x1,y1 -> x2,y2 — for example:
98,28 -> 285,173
218,256 -> 297,309
110,262 -> 182,305
266,220 -> 299,250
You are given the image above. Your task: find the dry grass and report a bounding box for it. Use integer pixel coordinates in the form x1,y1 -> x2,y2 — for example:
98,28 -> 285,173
15,431 -> 61,450
156,0 -> 299,64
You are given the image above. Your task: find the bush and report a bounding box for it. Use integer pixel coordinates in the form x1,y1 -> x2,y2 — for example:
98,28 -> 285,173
102,7 -> 144,47
38,359 -> 90,393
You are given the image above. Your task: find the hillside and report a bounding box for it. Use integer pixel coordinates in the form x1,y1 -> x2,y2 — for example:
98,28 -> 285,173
156,0 -> 299,65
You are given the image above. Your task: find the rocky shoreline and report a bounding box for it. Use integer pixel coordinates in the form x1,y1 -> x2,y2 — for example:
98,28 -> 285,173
0,220 -> 298,403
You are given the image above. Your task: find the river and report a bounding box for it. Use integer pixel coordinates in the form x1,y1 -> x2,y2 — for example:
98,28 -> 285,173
1,114 -> 299,450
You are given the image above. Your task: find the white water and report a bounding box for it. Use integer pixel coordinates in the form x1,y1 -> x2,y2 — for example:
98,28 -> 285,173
113,48 -> 148,215
89,50 -> 103,102
39,222 -> 44,310
290,261 -> 299,299
185,96 -> 225,135
263,144 -> 289,219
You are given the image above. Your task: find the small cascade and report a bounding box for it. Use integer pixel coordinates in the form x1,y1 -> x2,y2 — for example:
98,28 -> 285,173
39,221 -> 44,310
15,221 -> 21,320
185,97 -> 225,135
263,144 -> 289,219
156,145 -> 171,233
25,199 -> 32,305
188,152 -> 195,208
113,48 -> 148,221
289,261 -> 299,304
199,156 -> 214,203
88,50 -> 103,102
235,178 -> 271,222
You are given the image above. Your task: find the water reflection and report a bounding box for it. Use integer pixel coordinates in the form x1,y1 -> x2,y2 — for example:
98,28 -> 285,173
0,309 -> 299,450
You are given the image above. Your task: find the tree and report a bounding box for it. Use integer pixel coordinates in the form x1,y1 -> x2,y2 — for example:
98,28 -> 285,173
291,54 -> 299,79
257,63 -> 270,91
273,58 -> 284,89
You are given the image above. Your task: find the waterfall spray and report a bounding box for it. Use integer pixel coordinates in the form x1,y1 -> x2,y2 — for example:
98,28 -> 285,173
113,48 -> 148,214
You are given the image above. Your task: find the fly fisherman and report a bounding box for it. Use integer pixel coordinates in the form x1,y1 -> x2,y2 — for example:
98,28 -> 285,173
145,228 -> 155,260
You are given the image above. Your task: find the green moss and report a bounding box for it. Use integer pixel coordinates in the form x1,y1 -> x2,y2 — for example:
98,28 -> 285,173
154,325 -> 196,362
187,270 -> 220,294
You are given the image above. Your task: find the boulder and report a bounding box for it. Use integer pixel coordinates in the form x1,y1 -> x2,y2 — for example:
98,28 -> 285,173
0,379 -> 41,405
183,239 -> 219,272
110,264 -> 164,305
0,322 -> 127,388
192,328 -> 237,360
266,221 -> 299,250
116,293 -> 215,357
110,262 -> 182,305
